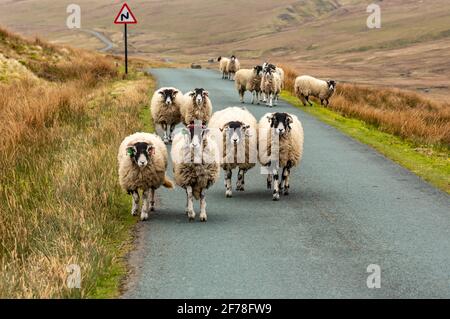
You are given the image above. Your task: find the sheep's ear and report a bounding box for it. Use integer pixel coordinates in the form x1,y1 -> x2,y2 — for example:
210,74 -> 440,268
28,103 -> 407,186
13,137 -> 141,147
158,91 -> 165,96
203,90 -> 209,97
126,146 -> 136,157
287,115 -> 293,124
173,90 -> 179,96
147,145 -> 155,155
189,91 -> 195,97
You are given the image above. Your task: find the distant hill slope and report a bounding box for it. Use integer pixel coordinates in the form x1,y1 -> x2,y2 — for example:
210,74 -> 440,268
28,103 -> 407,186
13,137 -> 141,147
1,0 -> 449,100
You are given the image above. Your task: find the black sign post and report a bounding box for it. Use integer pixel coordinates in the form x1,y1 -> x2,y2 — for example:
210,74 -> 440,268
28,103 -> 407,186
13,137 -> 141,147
114,3 -> 137,76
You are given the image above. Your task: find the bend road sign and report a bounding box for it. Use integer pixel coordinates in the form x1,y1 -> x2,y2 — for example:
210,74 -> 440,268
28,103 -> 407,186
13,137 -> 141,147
114,3 -> 137,24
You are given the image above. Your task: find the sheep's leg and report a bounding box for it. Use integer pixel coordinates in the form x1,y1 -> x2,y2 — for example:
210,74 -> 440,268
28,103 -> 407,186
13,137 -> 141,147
236,168 -> 245,191
305,96 -> 313,106
149,188 -> 155,211
261,92 -> 267,102
141,189 -> 151,221
268,93 -> 273,107
266,164 -> 273,189
131,190 -> 140,216
186,186 -> 195,221
161,122 -> 169,144
199,189 -> 207,222
274,93 -> 279,106
239,88 -> 245,103
256,91 -> 261,105
225,169 -> 233,198
250,91 -> 255,104
283,167 -> 291,196
272,170 -> 280,201
169,123 -> 176,142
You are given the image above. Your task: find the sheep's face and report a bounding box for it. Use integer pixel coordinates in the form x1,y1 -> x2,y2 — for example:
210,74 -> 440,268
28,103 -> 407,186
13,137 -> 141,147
230,55 -> 236,61
270,113 -> 293,136
189,88 -> 209,106
327,80 -> 336,92
127,142 -> 154,168
253,65 -> 263,76
222,121 -> 250,145
182,124 -> 209,150
263,63 -> 276,74
159,88 -> 178,106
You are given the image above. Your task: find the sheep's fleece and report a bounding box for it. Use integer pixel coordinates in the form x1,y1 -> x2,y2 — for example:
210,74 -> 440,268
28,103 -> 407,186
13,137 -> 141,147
258,113 -> 304,168
118,132 -> 171,191
181,91 -> 213,125
171,131 -> 220,200
150,87 -> 183,126
209,107 -> 258,170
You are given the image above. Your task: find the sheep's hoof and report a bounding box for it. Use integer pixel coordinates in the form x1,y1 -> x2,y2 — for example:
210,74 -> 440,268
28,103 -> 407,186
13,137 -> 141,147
199,214 -> 207,222
150,206 -> 155,212
236,185 -> 245,191
163,139 -> 169,145
284,189 -> 289,196
131,209 -> 139,216
267,182 -> 272,190
225,190 -> 233,198
140,212 -> 149,221
272,193 -> 280,201
187,210 -> 195,222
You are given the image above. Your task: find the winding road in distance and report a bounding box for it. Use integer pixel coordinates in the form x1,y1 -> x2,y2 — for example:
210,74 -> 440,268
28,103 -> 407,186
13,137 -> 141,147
122,68 -> 450,299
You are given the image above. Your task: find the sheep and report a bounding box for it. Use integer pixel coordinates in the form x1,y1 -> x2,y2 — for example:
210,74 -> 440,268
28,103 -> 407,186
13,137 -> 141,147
218,56 -> 230,79
258,112 -> 304,201
171,123 -> 220,222
261,63 -> 285,102
226,55 -> 240,81
208,107 -> 258,198
260,68 -> 282,107
294,75 -> 336,106
234,65 -> 263,104
118,132 -> 174,221
180,88 -> 213,126
150,87 -> 183,144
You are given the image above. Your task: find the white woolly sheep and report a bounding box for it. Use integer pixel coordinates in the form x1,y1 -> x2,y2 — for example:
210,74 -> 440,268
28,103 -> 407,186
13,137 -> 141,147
218,56 -> 230,79
294,75 -> 336,106
118,132 -> 174,221
258,112 -> 304,201
171,123 -> 220,222
180,88 -> 213,126
208,107 -> 258,198
226,55 -> 240,81
260,68 -> 282,107
261,63 -> 285,102
234,65 -> 263,104
150,87 -> 183,144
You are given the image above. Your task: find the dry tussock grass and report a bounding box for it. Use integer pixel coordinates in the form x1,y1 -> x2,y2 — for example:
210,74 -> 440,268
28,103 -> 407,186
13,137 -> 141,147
281,64 -> 450,148
0,29 -> 151,298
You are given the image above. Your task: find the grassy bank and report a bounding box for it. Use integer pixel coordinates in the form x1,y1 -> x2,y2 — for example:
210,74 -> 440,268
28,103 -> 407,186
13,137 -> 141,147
0,28 -> 154,298
281,92 -> 450,194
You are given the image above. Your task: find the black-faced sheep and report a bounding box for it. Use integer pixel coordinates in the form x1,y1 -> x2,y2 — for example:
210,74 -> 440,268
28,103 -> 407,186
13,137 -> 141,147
218,56 -> 230,79
208,107 -> 258,198
118,132 -> 174,221
294,75 -> 336,106
226,55 -> 240,81
150,87 -> 183,144
181,88 -> 213,126
171,123 -> 220,222
234,65 -> 263,104
261,68 -> 282,107
258,112 -> 304,201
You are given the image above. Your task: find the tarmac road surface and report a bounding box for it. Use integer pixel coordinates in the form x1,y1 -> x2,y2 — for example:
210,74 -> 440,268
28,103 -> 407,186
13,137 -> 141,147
122,68 -> 450,298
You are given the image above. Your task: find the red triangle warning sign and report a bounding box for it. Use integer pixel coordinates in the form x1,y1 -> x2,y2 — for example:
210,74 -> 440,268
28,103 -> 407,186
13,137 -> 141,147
114,3 -> 137,24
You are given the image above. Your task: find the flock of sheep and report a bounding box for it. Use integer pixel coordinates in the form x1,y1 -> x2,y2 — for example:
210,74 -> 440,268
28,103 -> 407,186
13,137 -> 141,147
117,56 -> 335,222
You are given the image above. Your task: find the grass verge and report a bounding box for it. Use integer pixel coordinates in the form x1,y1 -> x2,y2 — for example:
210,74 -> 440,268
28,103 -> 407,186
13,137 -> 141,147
281,91 -> 450,194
